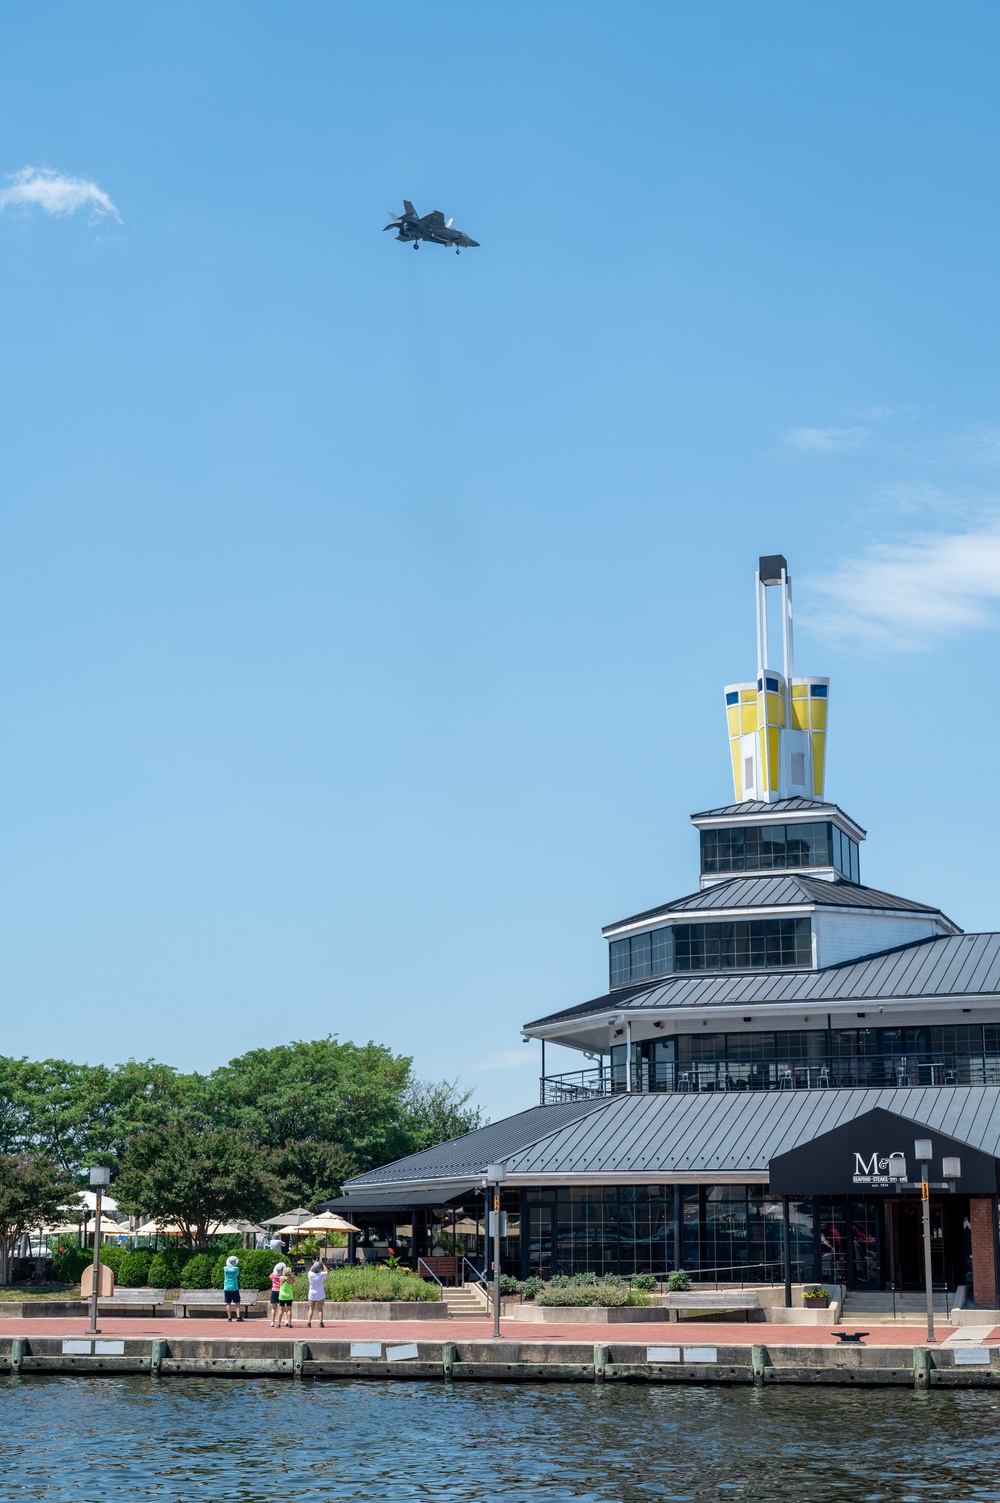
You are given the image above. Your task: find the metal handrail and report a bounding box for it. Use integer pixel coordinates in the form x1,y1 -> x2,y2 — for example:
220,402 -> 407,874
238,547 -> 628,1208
541,1050 -> 997,1103
460,1255 -> 491,1306
416,1257 -> 444,1287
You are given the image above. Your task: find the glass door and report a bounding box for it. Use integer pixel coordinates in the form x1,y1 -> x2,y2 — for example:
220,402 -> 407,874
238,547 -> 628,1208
849,1200 -> 880,1289
528,1200 -> 555,1279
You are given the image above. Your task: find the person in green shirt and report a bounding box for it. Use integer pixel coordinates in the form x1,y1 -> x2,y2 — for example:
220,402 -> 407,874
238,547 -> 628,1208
276,1263 -> 295,1327
223,1256 -> 243,1323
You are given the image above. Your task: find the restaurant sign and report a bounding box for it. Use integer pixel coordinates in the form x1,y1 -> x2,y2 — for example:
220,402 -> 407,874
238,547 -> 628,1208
768,1106 -> 1000,1196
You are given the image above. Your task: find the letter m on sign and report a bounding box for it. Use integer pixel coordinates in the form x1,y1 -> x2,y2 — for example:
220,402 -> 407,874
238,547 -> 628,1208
854,1152 -> 879,1176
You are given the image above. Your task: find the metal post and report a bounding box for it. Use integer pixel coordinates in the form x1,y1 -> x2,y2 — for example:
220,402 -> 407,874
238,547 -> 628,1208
921,1160 -> 935,1343
625,1020 -> 633,1094
492,1186 -> 501,1340
673,1185 -> 682,1273
87,1190 -> 103,1336
782,1196 -> 792,1308
992,1194 -> 1000,1310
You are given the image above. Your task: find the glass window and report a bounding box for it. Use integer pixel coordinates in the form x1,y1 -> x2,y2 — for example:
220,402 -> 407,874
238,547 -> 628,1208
650,927 -> 672,976
765,677 -> 779,692
810,684 -> 828,698
609,938 -> 630,988
700,827 -> 746,873
672,917 -> 810,973
849,839 -> 860,884
630,931 -> 651,980
786,822 -> 832,868
725,691 -> 739,705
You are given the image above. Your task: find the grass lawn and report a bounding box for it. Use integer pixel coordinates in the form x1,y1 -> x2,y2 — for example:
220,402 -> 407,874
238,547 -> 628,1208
0,1284 -> 80,1301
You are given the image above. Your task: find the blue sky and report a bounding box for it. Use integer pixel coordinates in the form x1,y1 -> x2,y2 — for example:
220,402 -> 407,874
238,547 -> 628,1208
3,3 -> 1000,1119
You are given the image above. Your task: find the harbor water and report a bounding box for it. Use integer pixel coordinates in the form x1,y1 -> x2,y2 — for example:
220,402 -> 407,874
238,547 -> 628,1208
1,1376 -> 999,1501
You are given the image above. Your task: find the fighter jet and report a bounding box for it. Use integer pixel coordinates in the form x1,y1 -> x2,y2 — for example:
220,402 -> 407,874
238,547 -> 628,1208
383,201 -> 480,254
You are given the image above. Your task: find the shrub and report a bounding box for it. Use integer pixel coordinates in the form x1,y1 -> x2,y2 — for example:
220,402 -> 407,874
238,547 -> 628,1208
148,1251 -> 183,1288
519,1276 -> 543,1302
624,1290 -> 651,1306
666,1269 -> 691,1292
323,1266 -> 440,1303
498,1274 -> 520,1296
630,1274 -> 658,1292
52,1248 -> 91,1285
536,1281 -> 631,1307
179,1253 -> 215,1289
118,1249 -> 154,1288
230,1250 -> 281,1291
99,1246 -> 128,1279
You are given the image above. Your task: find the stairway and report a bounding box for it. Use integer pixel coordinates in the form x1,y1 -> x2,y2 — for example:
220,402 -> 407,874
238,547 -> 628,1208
841,1289 -> 954,1324
442,1285 -> 489,1317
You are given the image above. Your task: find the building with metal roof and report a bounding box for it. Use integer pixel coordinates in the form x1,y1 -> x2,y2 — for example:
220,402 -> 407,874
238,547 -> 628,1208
337,555 -> 1000,1309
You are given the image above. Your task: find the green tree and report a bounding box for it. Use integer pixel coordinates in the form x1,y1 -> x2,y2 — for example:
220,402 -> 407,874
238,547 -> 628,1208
207,1037 -> 481,1175
0,1153 -> 77,1284
269,1138 -> 357,1208
115,1121 -> 280,1247
0,1056 -> 185,1174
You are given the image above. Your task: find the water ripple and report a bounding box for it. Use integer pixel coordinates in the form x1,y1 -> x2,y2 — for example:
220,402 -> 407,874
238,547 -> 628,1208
0,1378 -> 998,1502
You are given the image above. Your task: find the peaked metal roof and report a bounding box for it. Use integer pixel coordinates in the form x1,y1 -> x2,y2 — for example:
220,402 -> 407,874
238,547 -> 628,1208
339,1085 -> 1000,1192
340,1098 -> 609,1190
501,1086 -> 1000,1178
525,932 -> 1000,1030
604,874 -> 950,934
690,797 -> 867,835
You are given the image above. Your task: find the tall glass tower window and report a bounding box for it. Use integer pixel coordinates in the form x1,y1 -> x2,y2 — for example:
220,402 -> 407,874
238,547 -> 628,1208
700,821 -> 859,880
609,917 -> 811,987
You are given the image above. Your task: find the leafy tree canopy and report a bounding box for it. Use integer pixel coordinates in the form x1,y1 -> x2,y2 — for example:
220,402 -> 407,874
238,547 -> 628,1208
0,1152 -> 78,1282
0,1037 -> 482,1235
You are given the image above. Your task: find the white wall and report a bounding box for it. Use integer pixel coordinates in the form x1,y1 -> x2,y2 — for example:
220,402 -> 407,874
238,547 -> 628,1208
814,910 -> 944,969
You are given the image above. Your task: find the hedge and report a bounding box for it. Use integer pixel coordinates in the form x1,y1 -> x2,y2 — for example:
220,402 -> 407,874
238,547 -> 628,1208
210,1250 -> 277,1292
318,1266 -> 440,1303
179,1253 -> 216,1288
118,1249 -> 155,1288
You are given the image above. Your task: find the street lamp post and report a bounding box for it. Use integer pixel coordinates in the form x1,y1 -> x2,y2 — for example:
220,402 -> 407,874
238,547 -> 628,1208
86,1167 -> 111,1336
914,1139 -> 934,1343
484,1162 -> 507,1341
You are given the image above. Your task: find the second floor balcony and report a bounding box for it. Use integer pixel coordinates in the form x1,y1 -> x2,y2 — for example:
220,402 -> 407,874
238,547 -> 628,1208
539,1050 -> 1000,1105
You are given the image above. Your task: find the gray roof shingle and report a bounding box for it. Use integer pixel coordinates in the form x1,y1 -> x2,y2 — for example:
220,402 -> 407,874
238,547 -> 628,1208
341,1086 -> 1000,1190
603,874 -> 949,933
690,797 -> 865,835
524,932 -> 1000,1030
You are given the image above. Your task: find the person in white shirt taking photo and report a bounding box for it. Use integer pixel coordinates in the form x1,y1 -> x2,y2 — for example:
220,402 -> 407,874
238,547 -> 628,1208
306,1260 -> 328,1327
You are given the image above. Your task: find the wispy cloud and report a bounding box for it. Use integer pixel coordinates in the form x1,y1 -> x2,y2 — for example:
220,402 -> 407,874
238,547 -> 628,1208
784,426 -> 868,454
810,523 -> 1000,648
0,166 -> 121,222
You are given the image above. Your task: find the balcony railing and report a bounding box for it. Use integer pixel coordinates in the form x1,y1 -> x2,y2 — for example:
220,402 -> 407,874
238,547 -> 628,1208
539,1052 -> 1000,1104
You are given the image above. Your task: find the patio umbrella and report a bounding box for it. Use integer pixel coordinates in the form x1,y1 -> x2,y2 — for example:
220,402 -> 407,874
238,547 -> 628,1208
294,1213 -> 361,1235
262,1207 -> 313,1227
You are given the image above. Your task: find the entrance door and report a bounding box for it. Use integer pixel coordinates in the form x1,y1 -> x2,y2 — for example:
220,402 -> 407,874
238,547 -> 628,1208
849,1200 -> 880,1289
528,1201 -> 555,1280
889,1200 -> 948,1289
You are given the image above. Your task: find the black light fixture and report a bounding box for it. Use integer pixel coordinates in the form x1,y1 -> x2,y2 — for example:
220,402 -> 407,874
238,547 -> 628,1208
653,1021 -> 664,1030
857,1012 -> 866,1018
743,1016 -> 752,1023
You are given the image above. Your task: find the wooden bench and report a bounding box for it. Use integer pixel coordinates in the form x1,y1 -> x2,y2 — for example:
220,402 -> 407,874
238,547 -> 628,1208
664,1290 -> 759,1322
172,1289 -> 261,1318
96,1288 -> 167,1314
418,1256 -> 460,1286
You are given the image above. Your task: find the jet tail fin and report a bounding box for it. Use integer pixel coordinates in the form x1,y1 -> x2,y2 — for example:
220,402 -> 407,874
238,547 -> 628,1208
402,200 -> 416,217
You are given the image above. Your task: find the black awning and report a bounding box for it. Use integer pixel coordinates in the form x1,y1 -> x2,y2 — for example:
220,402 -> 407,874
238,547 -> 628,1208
319,1183 -> 477,1215
769,1106 -> 1000,1195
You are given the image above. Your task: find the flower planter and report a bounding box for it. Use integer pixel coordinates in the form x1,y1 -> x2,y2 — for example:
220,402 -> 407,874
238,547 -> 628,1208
802,1295 -> 830,1309
504,1304 -> 669,1323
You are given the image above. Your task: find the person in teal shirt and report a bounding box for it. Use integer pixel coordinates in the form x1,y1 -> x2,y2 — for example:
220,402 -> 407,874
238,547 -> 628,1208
223,1255 -> 243,1323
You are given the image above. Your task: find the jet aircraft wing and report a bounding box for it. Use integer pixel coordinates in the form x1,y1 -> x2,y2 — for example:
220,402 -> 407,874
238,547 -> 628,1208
420,210 -> 447,227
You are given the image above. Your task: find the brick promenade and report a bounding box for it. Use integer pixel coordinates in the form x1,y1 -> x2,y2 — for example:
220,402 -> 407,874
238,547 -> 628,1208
0,1314 -> 994,1347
